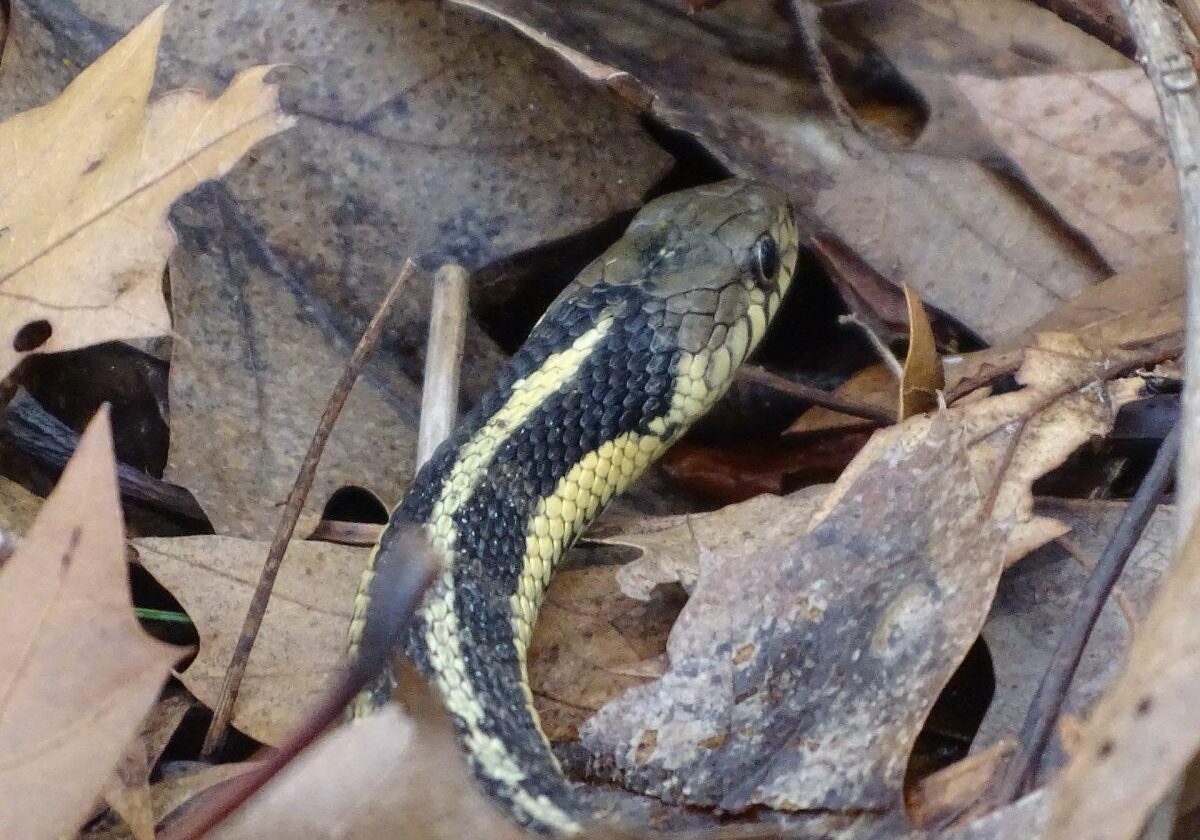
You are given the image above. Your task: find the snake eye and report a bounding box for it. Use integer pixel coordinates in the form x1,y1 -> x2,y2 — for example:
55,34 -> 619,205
752,234 -> 780,287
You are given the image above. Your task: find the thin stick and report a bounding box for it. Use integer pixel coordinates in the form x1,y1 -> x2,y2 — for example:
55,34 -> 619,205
1110,0 -> 1200,546
990,422 -> 1179,804
200,260 -> 417,758
2,389 -> 208,522
840,313 -> 905,379
782,0 -> 871,136
737,365 -> 894,425
417,263 -> 468,466
160,529 -> 439,840
1116,8 -> 1200,831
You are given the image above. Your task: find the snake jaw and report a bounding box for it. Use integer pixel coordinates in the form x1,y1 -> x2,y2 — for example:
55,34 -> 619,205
349,179 -> 799,835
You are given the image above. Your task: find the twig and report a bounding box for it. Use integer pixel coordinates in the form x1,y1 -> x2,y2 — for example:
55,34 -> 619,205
200,260 -> 416,758
1117,8 -> 1200,832
416,263 -> 468,466
159,528 -> 439,840
990,422 -> 1179,804
1,389 -> 207,522
840,313 -> 904,379
737,365 -> 894,425
1111,0 -> 1200,546
782,0 -> 872,136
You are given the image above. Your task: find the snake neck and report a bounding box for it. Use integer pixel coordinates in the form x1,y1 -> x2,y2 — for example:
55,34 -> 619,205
348,277 -> 773,834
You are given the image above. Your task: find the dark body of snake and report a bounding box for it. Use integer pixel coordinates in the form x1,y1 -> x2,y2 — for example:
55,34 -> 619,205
347,179 -> 800,834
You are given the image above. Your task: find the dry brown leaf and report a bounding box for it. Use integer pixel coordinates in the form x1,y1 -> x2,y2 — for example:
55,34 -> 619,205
0,0 -> 669,540
102,694 -> 193,840
1027,253 -> 1182,337
580,333 -> 1134,813
529,565 -> 682,742
944,255 -> 1183,402
605,488 -> 830,602
900,285 -> 945,419
0,410 -> 183,838
134,536 -> 366,745
908,740 -> 1015,829
0,5 -> 292,379
786,364 -> 897,437
1046,516 -> 1200,839
956,68 -> 1177,272
452,0 -> 1120,343
973,500 -> 1174,779
210,697 -> 529,840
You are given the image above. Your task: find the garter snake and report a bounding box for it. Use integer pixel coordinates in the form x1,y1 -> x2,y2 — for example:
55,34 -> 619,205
347,179 -> 799,835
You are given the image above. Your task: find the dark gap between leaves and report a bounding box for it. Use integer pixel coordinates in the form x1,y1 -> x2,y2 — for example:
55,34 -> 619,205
129,563 -> 200,649
321,484 -> 390,524
906,636 -> 996,784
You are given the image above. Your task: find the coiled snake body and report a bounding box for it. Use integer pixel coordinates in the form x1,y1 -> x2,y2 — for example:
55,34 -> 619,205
348,180 -> 799,834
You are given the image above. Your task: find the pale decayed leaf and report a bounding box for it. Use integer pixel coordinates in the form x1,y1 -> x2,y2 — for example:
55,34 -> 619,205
134,536 -> 366,745
974,501 -> 1175,778
1046,517 -> 1200,839
580,334 -> 1132,813
0,4 -> 293,377
211,700 -> 528,840
956,68 -> 1177,272
0,410 -> 183,838
102,694 -> 193,840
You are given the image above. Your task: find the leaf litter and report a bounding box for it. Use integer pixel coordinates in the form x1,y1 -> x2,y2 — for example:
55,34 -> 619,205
450,0 -> 1120,343
0,5 -> 292,380
134,536 -> 367,746
0,2 -> 1197,839
0,410 -> 183,839
579,333 -> 1143,813
0,0 -> 673,539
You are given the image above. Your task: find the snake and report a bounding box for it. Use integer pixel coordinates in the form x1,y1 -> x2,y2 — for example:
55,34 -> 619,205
346,179 -> 800,835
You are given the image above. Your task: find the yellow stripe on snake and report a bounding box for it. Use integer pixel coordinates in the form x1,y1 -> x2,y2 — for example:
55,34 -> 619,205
347,180 -> 800,835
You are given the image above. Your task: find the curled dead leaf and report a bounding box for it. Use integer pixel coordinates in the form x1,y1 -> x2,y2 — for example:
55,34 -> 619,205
900,285 -> 945,419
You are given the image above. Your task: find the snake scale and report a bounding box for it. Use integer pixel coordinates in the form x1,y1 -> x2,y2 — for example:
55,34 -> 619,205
346,179 -> 800,834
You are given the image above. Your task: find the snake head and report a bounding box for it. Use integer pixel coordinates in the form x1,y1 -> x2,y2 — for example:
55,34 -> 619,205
601,178 -> 800,360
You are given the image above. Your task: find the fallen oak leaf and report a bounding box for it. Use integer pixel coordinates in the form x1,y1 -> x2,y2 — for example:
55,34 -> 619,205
0,409 -> 184,838
132,536 -> 367,745
955,67 -> 1177,273
0,4 -> 293,378
580,333 -> 1143,814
